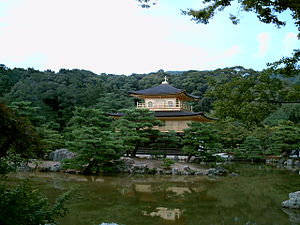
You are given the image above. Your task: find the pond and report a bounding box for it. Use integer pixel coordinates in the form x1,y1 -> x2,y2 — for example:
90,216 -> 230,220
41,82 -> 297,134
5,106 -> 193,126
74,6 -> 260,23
9,163 -> 300,225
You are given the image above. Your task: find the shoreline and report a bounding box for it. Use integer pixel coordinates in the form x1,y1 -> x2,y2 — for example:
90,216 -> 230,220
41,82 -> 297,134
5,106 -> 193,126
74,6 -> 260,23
18,158 -> 231,176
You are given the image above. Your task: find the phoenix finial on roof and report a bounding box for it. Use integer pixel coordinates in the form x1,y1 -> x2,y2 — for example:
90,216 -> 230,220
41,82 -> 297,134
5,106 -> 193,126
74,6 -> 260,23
162,76 -> 168,84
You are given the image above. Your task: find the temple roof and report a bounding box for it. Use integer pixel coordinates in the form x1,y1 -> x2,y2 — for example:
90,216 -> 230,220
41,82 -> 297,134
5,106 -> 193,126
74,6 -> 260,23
108,111 -> 215,122
154,111 -> 207,117
129,83 -> 199,100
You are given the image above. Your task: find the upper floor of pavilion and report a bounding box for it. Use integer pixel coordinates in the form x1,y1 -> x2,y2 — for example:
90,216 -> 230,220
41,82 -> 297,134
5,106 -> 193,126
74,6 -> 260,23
129,76 -> 198,112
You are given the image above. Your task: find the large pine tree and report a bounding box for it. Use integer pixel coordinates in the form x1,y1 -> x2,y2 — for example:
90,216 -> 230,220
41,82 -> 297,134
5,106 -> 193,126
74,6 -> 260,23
115,108 -> 162,157
64,107 -> 123,174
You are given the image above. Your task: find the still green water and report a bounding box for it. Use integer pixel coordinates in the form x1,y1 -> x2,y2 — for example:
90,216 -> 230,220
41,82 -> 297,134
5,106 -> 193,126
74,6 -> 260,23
10,164 -> 300,225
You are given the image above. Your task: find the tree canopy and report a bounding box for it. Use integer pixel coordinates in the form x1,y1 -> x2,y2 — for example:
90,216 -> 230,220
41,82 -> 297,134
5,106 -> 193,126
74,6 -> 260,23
115,108 -> 162,157
0,64 -> 299,161
64,107 -> 123,174
182,0 -> 299,32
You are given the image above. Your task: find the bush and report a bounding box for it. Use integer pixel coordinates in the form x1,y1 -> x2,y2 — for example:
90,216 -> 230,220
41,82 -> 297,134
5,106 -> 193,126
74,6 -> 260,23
162,158 -> 174,168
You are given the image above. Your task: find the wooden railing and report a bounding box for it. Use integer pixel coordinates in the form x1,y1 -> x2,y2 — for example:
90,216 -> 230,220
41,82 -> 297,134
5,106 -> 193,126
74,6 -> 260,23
136,102 -> 193,112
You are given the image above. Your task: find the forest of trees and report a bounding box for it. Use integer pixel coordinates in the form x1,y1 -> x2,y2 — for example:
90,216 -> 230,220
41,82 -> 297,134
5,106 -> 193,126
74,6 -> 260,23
1,1 -> 299,223
0,64 -> 299,166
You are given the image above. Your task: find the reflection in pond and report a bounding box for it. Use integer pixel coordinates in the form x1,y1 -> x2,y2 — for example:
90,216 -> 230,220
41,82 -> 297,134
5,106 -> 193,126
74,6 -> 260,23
167,187 -> 191,195
7,164 -> 300,225
135,184 -> 152,192
143,207 -> 182,221
282,208 -> 300,224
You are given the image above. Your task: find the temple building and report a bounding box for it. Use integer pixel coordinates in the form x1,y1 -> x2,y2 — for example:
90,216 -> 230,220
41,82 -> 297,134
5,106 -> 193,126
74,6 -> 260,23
111,77 -> 214,132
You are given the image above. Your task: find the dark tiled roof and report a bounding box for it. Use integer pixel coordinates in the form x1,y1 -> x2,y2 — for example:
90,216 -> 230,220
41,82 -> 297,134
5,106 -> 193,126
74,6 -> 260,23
129,84 -> 199,99
154,111 -> 216,120
108,111 -> 216,120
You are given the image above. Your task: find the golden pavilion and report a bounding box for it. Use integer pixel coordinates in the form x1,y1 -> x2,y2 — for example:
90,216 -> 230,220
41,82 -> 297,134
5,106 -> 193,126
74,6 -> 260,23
113,76 -> 214,132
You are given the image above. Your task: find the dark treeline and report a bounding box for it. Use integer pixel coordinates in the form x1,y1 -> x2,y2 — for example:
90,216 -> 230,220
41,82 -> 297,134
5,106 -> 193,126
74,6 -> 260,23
0,64 -> 257,129
0,65 -> 300,225
1,64 -> 300,163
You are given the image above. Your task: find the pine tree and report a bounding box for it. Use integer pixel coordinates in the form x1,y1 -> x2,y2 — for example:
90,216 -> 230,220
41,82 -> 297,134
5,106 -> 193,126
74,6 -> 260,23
239,136 -> 264,161
115,108 -> 162,157
0,103 -> 42,158
270,121 -> 300,157
183,122 -> 222,162
10,101 -> 45,127
64,107 -> 123,174
150,130 -> 181,158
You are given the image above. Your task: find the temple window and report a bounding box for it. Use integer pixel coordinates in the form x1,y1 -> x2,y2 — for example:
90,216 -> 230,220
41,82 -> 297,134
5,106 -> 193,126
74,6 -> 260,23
148,101 -> 153,108
168,101 -> 173,107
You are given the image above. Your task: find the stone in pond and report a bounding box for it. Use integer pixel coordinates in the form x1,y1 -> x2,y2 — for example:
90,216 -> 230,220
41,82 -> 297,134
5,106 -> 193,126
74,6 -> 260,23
282,191 -> 300,209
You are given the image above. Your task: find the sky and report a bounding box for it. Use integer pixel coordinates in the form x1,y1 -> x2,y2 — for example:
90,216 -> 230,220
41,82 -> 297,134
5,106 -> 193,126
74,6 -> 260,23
0,0 -> 299,75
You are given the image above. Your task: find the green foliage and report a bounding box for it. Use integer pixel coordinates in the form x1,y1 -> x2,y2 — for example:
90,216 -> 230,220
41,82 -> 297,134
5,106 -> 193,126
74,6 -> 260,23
64,107 -> 123,174
264,104 -> 300,126
180,0 -> 300,83
4,69 -> 106,129
238,136 -> 264,161
206,70 -> 283,127
0,103 -> 42,159
0,104 -> 71,225
214,119 -> 249,150
0,65 -> 24,97
10,101 -> 45,127
270,121 -> 300,156
162,158 -> 174,168
0,180 -> 72,225
0,64 -> 299,162
1,65 -> 271,129
115,108 -> 162,157
183,122 -> 222,162
95,93 -> 134,112
150,151 -> 164,159
150,130 -> 181,158
181,0 -> 299,33
268,50 -> 300,77
0,154 -> 23,176
37,125 -> 65,153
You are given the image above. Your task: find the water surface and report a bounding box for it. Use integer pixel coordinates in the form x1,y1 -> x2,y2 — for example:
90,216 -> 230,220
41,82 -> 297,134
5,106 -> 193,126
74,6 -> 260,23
10,163 -> 300,225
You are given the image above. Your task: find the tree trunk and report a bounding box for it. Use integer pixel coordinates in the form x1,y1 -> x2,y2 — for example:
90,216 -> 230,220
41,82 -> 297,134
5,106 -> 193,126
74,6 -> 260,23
83,164 -> 92,175
132,145 -> 139,157
187,154 -> 193,163
163,149 -> 167,159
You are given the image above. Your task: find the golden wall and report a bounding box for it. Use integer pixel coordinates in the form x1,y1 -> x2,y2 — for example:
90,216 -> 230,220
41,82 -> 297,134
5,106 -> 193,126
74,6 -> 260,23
156,120 -> 191,132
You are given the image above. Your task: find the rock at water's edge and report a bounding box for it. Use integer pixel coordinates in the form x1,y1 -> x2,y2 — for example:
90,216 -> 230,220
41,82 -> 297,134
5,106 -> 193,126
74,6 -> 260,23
282,191 -> 300,209
207,166 -> 229,176
48,149 -> 76,162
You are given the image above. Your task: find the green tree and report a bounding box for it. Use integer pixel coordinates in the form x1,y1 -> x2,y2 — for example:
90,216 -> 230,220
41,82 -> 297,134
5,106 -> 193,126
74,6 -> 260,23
264,104 -> 300,126
10,101 -> 45,127
0,180 -> 71,225
238,136 -> 264,161
214,118 -> 249,150
182,0 -> 300,79
139,0 -> 299,78
64,107 -> 123,174
150,130 -> 181,158
0,103 -> 71,225
115,108 -> 162,157
95,93 -> 134,113
181,0 -> 299,30
206,71 -> 283,127
270,120 -> 300,156
0,103 -> 42,158
183,122 -> 222,162
38,125 -> 65,152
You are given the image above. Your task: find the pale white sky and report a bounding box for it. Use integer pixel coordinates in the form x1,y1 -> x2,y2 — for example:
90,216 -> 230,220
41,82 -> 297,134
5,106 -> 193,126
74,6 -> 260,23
0,0 -> 299,74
